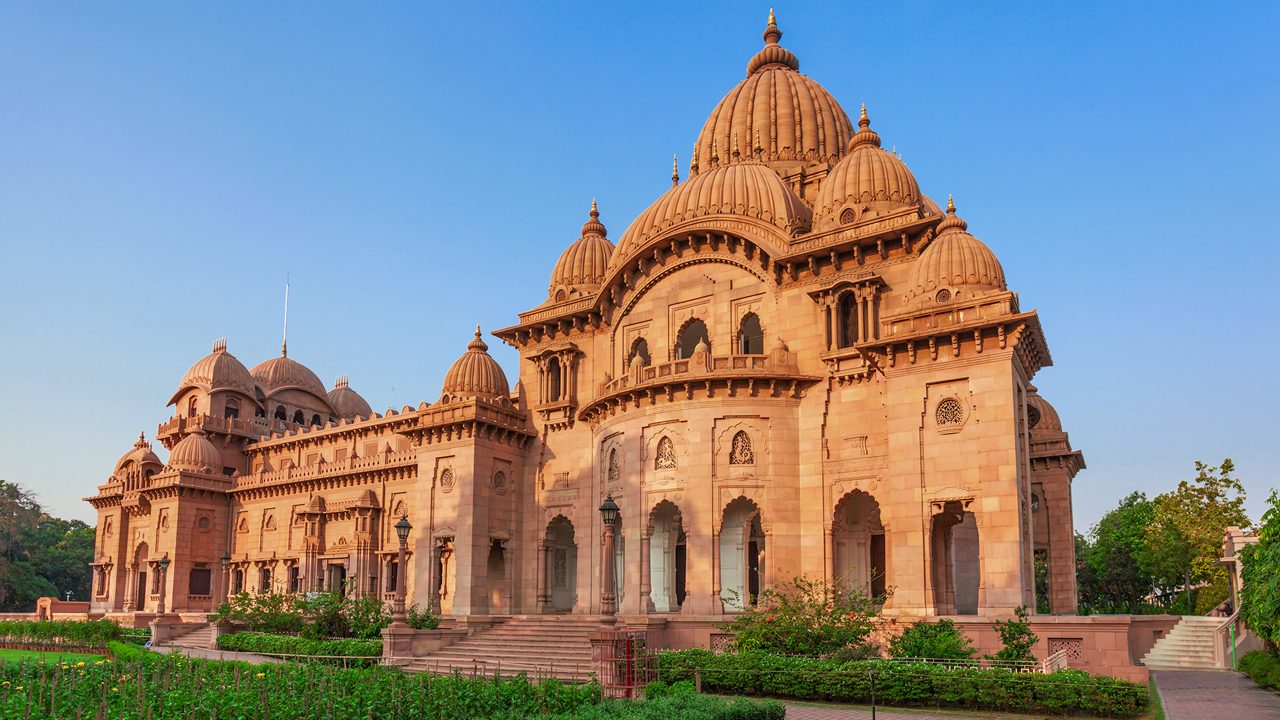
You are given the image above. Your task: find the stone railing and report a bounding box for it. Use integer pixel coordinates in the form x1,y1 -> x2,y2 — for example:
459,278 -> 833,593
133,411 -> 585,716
158,413 -> 271,439
236,448 -> 418,489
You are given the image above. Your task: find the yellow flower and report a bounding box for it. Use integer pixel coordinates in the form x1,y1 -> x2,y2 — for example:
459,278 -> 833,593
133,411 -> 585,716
76,661 -> 85,667
1,681 -> 9,686
255,672 -> 265,678
14,687 -> 22,691
112,687 -> 119,692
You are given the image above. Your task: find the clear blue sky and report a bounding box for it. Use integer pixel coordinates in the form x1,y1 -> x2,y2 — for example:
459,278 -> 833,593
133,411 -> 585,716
1,2 -> 1276,531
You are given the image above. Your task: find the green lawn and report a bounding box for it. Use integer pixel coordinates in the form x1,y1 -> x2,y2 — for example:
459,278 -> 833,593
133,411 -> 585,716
0,648 -> 105,665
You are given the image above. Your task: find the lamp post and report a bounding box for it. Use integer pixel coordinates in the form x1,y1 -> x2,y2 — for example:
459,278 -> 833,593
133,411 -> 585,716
220,551 -> 232,601
393,516 -> 412,623
156,554 -> 171,615
599,496 -> 620,617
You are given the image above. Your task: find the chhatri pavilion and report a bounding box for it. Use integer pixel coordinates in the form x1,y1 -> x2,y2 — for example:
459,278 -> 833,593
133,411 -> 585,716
86,12 -> 1084,643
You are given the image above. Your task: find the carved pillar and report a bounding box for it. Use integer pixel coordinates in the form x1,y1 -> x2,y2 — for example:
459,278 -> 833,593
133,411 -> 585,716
538,541 -> 552,613
711,528 -> 722,614
501,541 -> 514,614
601,522 -> 617,615
639,529 -> 652,613
122,567 -> 135,612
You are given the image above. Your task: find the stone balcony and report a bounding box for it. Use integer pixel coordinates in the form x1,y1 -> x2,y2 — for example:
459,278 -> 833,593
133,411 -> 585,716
156,413 -> 274,442
578,348 -> 820,424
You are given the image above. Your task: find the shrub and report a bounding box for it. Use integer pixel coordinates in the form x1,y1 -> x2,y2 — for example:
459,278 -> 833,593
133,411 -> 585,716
1240,651 -> 1280,690
216,631 -> 382,664
1240,491 -> 1280,649
406,601 -> 440,630
887,619 -> 975,660
106,640 -> 151,662
0,619 -> 125,649
657,650 -> 1148,718
987,605 -> 1038,663
724,574 -> 882,657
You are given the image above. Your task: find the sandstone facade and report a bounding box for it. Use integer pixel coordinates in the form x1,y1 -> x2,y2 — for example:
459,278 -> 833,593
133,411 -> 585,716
86,13 -> 1082,624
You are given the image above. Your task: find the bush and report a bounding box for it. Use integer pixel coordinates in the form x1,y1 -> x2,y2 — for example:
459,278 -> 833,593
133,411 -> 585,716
887,619 -> 975,660
987,605 -> 1038,663
566,693 -> 784,719
1241,491 -> 1280,648
0,619 -> 125,649
211,591 -> 439,639
216,632 -> 382,664
407,602 -> 440,630
1240,651 -> 1280,690
658,650 -> 1149,718
724,574 -> 882,657
107,640 -> 151,662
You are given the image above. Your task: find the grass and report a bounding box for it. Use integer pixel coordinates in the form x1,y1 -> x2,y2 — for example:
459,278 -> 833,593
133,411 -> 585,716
1148,679 -> 1166,720
0,648 -> 105,665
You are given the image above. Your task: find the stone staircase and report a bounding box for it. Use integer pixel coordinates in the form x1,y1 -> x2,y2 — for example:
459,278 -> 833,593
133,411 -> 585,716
158,624 -> 215,650
404,616 -> 598,682
1142,616 -> 1224,670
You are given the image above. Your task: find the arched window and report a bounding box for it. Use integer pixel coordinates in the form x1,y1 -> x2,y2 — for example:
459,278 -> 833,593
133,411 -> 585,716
274,406 -> 287,421
224,397 -> 240,420
292,409 -> 305,425
187,396 -> 199,417
738,313 -> 764,354
838,293 -> 859,348
655,437 -> 677,469
729,431 -> 755,465
255,405 -> 266,418
259,567 -> 271,593
628,338 -> 650,369
555,289 -> 567,303
547,357 -> 562,402
310,414 -> 322,427
676,319 -> 709,359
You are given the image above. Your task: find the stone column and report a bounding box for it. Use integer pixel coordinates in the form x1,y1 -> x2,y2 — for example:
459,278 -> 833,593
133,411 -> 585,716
711,529 -> 722,613
639,530 -> 652,613
122,568 -> 135,612
501,541 -> 514,614
601,522 -> 617,615
537,541 -> 551,613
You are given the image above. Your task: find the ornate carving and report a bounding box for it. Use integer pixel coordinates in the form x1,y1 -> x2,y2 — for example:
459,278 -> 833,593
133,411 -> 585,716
655,436 -> 677,469
935,398 -> 965,427
608,449 -> 621,484
440,467 -> 456,493
729,431 -> 755,465
492,470 -> 508,495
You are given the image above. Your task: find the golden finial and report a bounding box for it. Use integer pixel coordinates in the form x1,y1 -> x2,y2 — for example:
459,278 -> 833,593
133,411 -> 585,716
946,194 -> 956,213
763,7 -> 781,45
768,7 -> 776,26
672,153 -> 680,186
732,131 -> 740,159
591,197 -> 599,217
754,128 -> 763,157
475,323 -> 482,338
691,144 -> 700,174
711,136 -> 720,164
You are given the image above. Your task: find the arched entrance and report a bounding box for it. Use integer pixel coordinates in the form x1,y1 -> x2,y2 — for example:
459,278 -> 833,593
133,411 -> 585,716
544,516 -> 577,613
486,539 -> 509,613
931,500 -> 980,615
647,501 -> 686,613
131,542 -> 149,611
832,490 -> 887,600
720,497 -> 764,610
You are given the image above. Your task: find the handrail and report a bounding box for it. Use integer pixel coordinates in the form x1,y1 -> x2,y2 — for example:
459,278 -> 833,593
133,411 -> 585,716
1213,610 -> 1241,670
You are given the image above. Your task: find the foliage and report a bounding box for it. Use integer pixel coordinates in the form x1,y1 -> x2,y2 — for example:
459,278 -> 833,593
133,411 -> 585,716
0,651 -> 782,719
0,480 -> 95,610
0,619 -> 126,649
1240,650 -> 1280,691
407,601 -> 441,630
1146,459 -> 1249,614
211,591 -> 305,633
887,619 -> 975,660
1240,490 -> 1280,649
723,574 -> 882,657
216,631 -> 382,665
1033,552 -> 1051,614
211,590 -> 438,639
987,605 -> 1038,663
658,650 -> 1149,718
1076,493 -> 1158,614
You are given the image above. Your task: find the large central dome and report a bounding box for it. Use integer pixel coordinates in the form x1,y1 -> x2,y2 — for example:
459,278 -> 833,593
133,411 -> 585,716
692,11 -> 854,172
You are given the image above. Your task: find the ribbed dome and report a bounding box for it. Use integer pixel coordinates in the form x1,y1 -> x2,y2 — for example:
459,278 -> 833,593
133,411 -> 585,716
1027,387 -> 1063,434
327,376 -> 373,419
905,198 -> 1006,306
168,431 -> 222,473
550,201 -> 614,300
815,106 -> 923,228
692,12 -> 853,172
440,327 -> 511,402
114,432 -> 163,474
250,352 -> 327,398
613,161 -> 812,267
169,339 -> 256,405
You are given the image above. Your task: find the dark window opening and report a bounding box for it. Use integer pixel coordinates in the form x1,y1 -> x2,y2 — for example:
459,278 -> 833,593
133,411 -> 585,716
738,313 -> 764,354
628,338 -> 650,368
547,357 -> 562,401
232,569 -> 243,594
311,414 -> 322,427
839,293 -> 859,348
188,568 -> 212,596
274,406 -> 287,421
676,319 -> 709,359
292,409 -> 304,425
259,568 -> 271,593
224,397 -> 240,419
288,566 -> 300,593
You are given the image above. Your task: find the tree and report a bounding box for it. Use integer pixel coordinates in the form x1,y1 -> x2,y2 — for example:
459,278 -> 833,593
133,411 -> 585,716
1146,459 -> 1250,614
1076,493 -> 1156,614
988,605 -> 1038,663
0,480 -> 95,611
1240,490 -> 1280,650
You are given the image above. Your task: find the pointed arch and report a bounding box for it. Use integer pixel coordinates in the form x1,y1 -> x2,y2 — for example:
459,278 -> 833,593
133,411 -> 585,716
675,317 -> 710,359
655,436 -> 677,470
737,312 -> 764,354
647,499 -> 686,612
720,495 -> 765,610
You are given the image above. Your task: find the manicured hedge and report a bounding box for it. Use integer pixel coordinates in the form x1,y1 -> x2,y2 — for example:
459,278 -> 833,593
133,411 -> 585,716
216,631 -> 381,664
0,619 -> 125,649
1240,651 -> 1280,690
659,650 -> 1149,718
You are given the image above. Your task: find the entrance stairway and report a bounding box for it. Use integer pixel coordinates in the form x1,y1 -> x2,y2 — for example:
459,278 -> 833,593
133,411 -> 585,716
404,616 -> 597,682
1141,616 -> 1224,670
157,624 -> 214,650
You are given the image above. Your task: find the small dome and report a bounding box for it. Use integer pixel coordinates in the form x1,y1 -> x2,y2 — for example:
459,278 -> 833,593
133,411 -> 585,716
114,432 -> 163,475
612,162 -> 811,267
1027,387 -> 1063,434
327,376 -> 373,419
814,106 -> 923,228
306,495 -> 326,513
169,339 -> 256,405
549,200 -> 614,301
168,431 -> 222,474
250,351 -> 328,398
692,11 -> 854,171
904,198 -> 1006,307
441,326 -> 511,402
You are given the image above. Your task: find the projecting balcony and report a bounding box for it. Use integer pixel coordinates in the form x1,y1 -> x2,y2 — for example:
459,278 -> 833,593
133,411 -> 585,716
156,413 -> 271,442
578,349 -> 820,424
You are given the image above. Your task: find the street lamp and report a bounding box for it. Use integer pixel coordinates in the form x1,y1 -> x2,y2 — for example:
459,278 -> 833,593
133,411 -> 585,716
393,516 -> 412,623
156,554 -> 171,615
599,496 -> 620,616
220,551 -> 232,601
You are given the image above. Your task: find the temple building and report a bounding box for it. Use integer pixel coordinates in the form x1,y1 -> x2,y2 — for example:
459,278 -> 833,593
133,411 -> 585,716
86,12 -> 1084,634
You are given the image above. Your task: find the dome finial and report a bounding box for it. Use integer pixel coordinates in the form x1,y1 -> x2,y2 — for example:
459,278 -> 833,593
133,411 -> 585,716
672,153 -> 680,186
711,136 -> 721,166
732,131 -> 741,160
134,431 -> 148,449
747,6 -> 797,75
590,198 -> 598,218
859,103 -> 870,129
690,144 -> 700,175
764,8 -> 780,45
475,323 -> 482,339
937,194 -> 968,233
754,129 -> 763,159
947,194 -> 956,214
581,198 -> 607,237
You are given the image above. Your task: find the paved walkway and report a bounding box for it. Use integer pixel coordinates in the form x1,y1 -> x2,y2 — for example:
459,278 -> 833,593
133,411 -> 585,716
782,702 -> 1060,719
1154,669 -> 1280,720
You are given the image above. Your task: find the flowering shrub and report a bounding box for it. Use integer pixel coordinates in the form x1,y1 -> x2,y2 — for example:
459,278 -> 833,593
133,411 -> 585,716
211,591 -> 439,639
887,618 -> 976,660
723,575 -> 882,657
